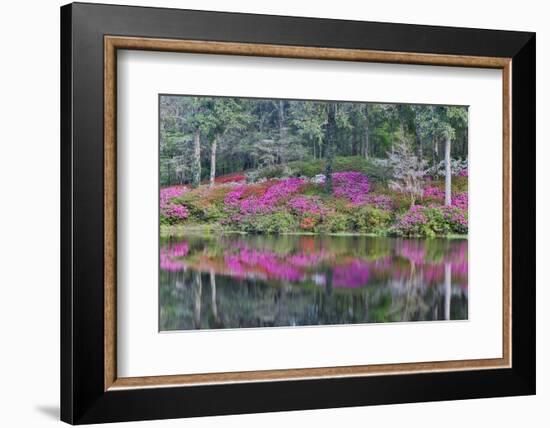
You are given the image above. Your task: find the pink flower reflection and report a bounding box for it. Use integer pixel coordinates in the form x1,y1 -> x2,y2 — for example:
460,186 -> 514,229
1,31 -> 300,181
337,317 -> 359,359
333,260 -> 370,288
159,237 -> 468,293
159,241 -> 189,272
224,249 -> 304,282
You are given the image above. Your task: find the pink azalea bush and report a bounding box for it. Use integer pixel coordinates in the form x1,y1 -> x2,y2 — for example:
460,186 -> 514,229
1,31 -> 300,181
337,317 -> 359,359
224,185 -> 246,206
423,186 -> 445,200
451,192 -> 468,210
287,196 -> 325,215
162,204 -> 189,220
363,194 -> 393,210
332,172 -> 370,204
225,178 -> 304,215
423,186 -> 468,211
160,185 -> 189,222
160,185 -> 186,206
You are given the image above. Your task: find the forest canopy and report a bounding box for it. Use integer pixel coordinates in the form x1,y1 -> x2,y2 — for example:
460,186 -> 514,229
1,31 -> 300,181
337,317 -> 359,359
160,95 -> 468,187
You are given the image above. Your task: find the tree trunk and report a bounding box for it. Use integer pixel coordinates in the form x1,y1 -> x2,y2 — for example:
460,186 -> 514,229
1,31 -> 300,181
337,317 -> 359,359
277,100 -> 285,164
193,272 -> 202,328
192,128 -> 201,188
209,137 -> 217,188
415,124 -> 422,162
444,136 -> 452,206
364,104 -> 370,158
432,137 -> 438,173
444,263 -> 451,321
324,103 -> 336,193
210,269 -> 218,323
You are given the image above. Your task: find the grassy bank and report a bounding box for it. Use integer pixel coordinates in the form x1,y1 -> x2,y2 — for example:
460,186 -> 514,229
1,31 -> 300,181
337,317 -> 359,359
160,223 -> 468,239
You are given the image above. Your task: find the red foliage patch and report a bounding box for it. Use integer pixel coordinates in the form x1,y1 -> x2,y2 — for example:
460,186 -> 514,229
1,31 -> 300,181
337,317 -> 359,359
214,173 -> 246,184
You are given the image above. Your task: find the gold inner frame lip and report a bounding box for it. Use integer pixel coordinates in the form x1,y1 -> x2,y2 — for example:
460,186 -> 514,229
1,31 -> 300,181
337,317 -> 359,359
104,35 -> 512,391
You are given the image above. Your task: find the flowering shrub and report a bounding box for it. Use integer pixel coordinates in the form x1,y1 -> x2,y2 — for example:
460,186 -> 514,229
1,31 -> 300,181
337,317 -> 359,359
161,165 -> 466,237
160,185 -> 187,208
452,192 -> 468,210
444,206 -> 468,234
226,178 -> 304,215
423,186 -> 445,200
392,205 -> 428,236
422,186 -> 468,210
332,172 -> 370,204
162,204 -> 189,220
363,194 -> 393,210
160,185 -> 189,222
287,196 -> 325,215
224,185 -> 246,206
392,205 -> 468,237
260,178 -> 304,205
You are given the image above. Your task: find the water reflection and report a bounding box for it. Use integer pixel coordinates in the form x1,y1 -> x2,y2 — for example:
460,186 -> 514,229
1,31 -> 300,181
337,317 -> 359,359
160,235 -> 468,330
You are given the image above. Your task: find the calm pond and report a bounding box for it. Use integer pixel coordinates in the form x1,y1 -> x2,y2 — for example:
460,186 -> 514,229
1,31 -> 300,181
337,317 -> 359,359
160,234 -> 468,331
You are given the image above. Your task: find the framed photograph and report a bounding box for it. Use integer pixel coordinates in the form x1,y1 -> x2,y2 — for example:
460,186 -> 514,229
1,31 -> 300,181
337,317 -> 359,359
61,2 -> 535,424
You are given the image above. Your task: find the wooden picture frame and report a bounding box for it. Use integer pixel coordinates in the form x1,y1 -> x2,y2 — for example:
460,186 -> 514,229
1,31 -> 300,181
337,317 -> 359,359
61,2 -> 535,424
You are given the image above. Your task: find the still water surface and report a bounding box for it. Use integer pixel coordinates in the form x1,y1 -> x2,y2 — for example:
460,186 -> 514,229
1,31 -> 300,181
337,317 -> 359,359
160,234 -> 467,331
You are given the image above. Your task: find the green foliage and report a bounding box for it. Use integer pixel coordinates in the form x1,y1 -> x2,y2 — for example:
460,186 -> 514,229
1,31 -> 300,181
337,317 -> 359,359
321,213 -> 355,233
453,176 -> 468,192
285,156 -> 393,182
370,294 -> 393,323
388,192 -> 413,212
418,208 -> 453,237
300,183 -> 326,196
176,187 -> 229,222
248,164 -> 294,181
390,205 -> 468,238
238,212 -> 298,234
350,206 -> 392,234
175,196 -> 204,221
287,158 -> 325,177
333,157 -> 390,181
202,205 -> 226,222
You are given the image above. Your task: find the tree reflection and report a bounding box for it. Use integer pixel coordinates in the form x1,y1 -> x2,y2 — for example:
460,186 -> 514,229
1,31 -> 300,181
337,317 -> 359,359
159,235 -> 468,330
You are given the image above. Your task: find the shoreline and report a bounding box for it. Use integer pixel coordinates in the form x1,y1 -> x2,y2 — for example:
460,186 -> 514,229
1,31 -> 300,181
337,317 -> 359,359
160,224 -> 468,240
